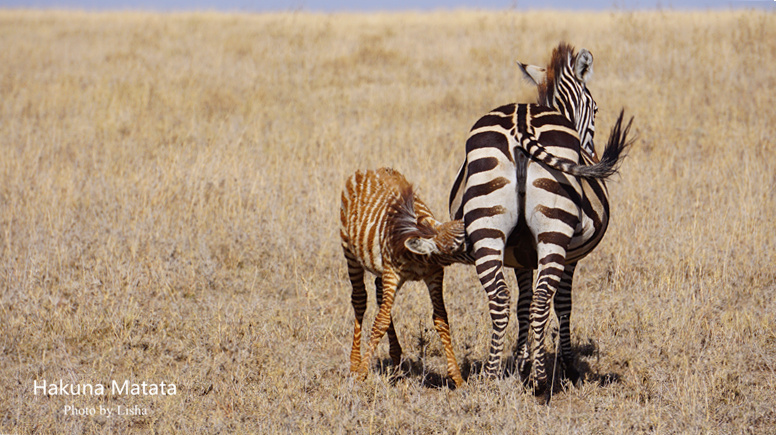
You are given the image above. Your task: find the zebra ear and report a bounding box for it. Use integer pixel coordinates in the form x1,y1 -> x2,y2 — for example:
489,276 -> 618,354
517,61 -> 546,85
574,49 -> 594,83
405,237 -> 439,256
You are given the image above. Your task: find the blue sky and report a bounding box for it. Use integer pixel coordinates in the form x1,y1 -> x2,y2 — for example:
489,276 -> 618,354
1,0 -> 773,11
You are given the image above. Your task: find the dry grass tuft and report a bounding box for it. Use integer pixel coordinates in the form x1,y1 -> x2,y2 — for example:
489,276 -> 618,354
1,9 -> 775,433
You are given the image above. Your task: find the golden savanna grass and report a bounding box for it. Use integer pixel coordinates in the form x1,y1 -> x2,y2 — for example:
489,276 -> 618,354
1,9 -> 775,433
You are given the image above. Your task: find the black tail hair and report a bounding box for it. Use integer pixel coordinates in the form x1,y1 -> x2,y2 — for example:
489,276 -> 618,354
571,109 -> 635,179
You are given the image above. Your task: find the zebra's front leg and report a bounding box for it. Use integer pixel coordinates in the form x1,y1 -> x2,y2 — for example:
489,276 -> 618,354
513,267 -> 534,382
424,268 -> 464,388
375,276 -> 402,367
555,262 -> 579,385
358,270 -> 403,380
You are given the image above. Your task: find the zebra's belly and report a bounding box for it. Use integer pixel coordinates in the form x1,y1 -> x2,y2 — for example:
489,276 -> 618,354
503,226 -> 537,270
501,224 -> 598,270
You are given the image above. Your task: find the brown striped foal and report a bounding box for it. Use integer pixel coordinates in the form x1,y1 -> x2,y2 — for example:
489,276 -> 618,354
340,167 -> 467,387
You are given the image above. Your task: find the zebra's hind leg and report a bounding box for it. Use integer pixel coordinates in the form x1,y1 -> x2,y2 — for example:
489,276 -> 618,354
555,262 -> 580,385
513,267 -> 534,382
375,276 -> 402,368
424,268 -> 464,388
529,240 -> 570,402
473,250 -> 511,378
346,253 -> 367,374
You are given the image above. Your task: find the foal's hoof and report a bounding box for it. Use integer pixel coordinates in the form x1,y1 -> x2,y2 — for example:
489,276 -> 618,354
354,364 -> 370,381
450,375 -> 465,390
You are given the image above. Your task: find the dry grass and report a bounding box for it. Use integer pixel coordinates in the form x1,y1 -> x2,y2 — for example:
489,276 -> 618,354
1,9 -> 775,433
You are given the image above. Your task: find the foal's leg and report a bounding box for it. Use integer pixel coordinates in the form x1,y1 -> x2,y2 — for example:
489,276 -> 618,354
424,268 -> 464,387
358,269 -> 403,379
375,276 -> 402,367
345,252 -> 367,373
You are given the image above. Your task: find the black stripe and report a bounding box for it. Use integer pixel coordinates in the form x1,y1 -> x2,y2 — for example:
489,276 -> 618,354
488,309 -> 509,321
536,205 -> 578,230
532,178 -> 582,206
539,253 -> 566,266
583,178 -> 608,226
449,160 -> 466,219
536,129 -> 579,152
529,105 -> 558,116
473,113 -> 514,131
516,104 -> 528,134
474,246 -> 502,258
537,231 -> 572,248
476,259 -> 502,277
464,205 -> 506,224
466,131 -> 513,163
462,177 -> 510,206
532,112 -> 574,130
491,103 -> 516,116
467,156 -> 499,176
469,228 -> 505,244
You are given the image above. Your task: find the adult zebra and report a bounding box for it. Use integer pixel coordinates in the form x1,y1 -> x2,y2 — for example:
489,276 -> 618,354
448,42 -> 633,399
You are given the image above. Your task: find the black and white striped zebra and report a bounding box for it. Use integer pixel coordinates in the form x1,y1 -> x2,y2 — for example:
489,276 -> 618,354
448,43 -> 633,399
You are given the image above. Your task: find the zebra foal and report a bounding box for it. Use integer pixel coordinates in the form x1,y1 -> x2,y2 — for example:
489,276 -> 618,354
340,167 -> 467,387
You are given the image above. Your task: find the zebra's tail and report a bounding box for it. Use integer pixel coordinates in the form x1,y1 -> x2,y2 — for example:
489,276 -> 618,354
527,109 -> 634,179
579,109 -> 634,179
562,109 -> 634,179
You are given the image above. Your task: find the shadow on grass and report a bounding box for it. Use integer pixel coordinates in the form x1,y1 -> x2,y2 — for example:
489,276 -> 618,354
374,357 -> 460,390
571,338 -> 623,387
371,338 -> 622,395
464,338 -> 623,396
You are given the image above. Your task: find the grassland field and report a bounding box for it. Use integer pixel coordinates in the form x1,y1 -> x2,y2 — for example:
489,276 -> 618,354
1,8 -> 775,433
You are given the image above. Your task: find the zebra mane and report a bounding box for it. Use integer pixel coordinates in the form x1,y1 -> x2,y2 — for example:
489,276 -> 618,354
537,42 -> 576,109
386,181 -> 437,257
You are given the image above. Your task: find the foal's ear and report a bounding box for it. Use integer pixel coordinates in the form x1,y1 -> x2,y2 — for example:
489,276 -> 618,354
517,61 -> 546,86
574,48 -> 594,83
405,237 -> 439,256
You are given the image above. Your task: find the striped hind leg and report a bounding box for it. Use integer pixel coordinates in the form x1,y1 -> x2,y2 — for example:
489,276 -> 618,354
345,252 -> 367,374
375,276 -> 402,367
513,267 -> 534,381
554,262 -> 580,384
466,208 -> 519,376
424,268 -> 464,387
471,238 -> 512,377
460,132 -> 520,376
530,234 -> 572,399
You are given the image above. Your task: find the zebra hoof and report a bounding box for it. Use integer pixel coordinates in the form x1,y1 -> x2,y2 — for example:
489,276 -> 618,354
563,365 -> 581,386
518,362 -> 532,385
533,379 -> 551,404
534,382 -> 552,405
483,363 -> 502,379
535,389 -> 551,405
